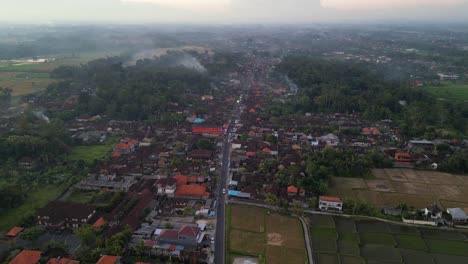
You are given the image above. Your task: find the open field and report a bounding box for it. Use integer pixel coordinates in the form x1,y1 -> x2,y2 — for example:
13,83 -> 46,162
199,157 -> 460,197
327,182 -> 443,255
426,82 -> 468,101
330,168 -> 468,209
0,184 -> 67,232
227,204 -> 307,264
309,214 -> 468,264
0,50 -> 124,96
68,144 -> 114,164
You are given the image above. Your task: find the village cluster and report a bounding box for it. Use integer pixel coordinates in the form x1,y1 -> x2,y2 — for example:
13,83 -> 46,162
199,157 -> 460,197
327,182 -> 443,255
2,55 -> 468,264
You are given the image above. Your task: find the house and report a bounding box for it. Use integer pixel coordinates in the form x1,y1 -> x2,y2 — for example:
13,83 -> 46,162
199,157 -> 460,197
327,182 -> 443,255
17,157 -> 35,170
96,255 -> 121,264
394,152 -> 412,163
408,140 -> 434,153
47,258 -> 80,264
192,127 -> 223,135
157,225 -> 203,247
155,178 -> 177,197
447,208 -> 468,224
113,138 -> 138,154
319,196 -> 343,212
437,73 -> 459,80
287,186 -> 304,197
93,217 -> 106,228
423,203 -> 443,219
190,149 -> 213,160
36,202 -> 95,229
9,250 -> 41,264
362,127 -> 380,135
6,226 -> 24,238
175,185 -> 209,199
318,133 -> 340,147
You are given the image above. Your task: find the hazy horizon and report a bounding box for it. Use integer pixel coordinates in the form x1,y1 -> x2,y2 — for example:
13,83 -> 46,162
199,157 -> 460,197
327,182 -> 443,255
1,0 -> 468,24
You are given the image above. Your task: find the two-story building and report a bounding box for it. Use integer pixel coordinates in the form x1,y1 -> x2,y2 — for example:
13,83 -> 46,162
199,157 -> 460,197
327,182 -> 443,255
319,196 -> 343,212
157,225 -> 204,248
36,202 -> 96,229
154,178 -> 177,197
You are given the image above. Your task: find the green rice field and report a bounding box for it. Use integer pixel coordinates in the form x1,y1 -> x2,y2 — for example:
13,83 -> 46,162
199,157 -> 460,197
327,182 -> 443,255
426,82 -> 468,101
309,215 -> 468,264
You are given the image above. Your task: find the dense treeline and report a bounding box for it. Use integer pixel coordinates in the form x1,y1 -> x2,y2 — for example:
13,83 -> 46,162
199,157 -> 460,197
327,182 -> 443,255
276,56 -> 467,137
52,56 -> 210,120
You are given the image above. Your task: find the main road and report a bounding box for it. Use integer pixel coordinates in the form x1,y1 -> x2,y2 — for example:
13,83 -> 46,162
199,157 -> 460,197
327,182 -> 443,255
214,122 -> 233,264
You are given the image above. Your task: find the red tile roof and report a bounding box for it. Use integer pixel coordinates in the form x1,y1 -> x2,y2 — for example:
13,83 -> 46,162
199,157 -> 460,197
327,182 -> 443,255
192,127 -> 222,135
93,217 -> 106,228
115,143 -> 131,150
159,229 -> 178,240
175,185 -> 209,198
112,152 -> 122,158
178,225 -> 201,238
362,127 -> 381,135
9,250 -> 41,264
319,196 -> 342,202
47,258 -> 80,264
287,186 -> 298,194
96,256 -> 120,264
174,175 -> 188,186
262,148 -> 271,153
6,226 -> 24,237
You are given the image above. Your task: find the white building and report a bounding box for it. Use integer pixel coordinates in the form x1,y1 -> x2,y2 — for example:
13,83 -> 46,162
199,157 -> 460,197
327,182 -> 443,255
155,178 -> 177,197
319,196 -> 343,212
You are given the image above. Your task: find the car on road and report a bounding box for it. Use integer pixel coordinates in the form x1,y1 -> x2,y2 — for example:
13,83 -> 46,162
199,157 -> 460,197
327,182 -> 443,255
211,237 -> 215,244
222,188 -> 226,194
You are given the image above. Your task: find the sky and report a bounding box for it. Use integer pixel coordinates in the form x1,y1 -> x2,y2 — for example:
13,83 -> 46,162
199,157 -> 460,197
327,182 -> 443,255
1,0 -> 468,24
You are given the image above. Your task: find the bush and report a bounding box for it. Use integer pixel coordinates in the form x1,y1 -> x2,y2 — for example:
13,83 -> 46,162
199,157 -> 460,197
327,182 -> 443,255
19,227 -> 44,241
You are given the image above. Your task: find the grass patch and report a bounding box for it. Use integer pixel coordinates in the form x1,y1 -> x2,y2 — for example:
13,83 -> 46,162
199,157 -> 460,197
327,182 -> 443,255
400,249 -> 435,264
426,82 -> 468,101
334,217 -> 357,233
338,241 -> 360,256
0,184 -> 67,232
310,227 -> 338,239
395,234 -> 428,251
425,239 -> 468,256
432,253 -> 468,264
361,244 -> 403,263
309,215 -> 335,228
313,253 -> 340,264
311,237 -> 337,253
359,233 -> 396,246
338,232 -> 360,243
421,228 -> 466,241
388,224 -> 421,236
356,220 -> 390,233
68,144 -> 113,164
340,255 -> 364,264
64,189 -> 96,204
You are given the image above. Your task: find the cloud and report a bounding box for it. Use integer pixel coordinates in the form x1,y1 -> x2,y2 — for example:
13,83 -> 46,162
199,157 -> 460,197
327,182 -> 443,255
320,0 -> 466,10
121,0 -> 231,11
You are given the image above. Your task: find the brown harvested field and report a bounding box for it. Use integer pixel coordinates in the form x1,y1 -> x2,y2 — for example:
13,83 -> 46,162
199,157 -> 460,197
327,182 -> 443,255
330,169 -> 468,208
366,179 -> 396,192
267,213 -> 305,249
331,177 -> 367,189
228,204 -> 307,264
267,246 -> 307,264
230,229 -> 265,255
230,204 -> 266,232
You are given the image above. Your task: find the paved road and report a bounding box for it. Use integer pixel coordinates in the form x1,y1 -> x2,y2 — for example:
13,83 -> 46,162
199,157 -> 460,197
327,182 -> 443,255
214,124 -> 233,264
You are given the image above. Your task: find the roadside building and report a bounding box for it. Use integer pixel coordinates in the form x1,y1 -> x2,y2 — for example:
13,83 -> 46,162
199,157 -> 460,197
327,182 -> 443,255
319,196 -> 343,212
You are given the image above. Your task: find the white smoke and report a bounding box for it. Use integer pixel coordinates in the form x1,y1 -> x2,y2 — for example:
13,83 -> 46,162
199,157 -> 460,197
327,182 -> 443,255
127,49 -> 207,73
